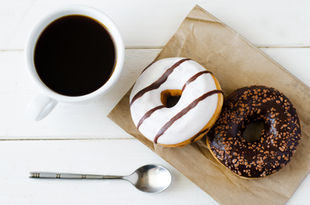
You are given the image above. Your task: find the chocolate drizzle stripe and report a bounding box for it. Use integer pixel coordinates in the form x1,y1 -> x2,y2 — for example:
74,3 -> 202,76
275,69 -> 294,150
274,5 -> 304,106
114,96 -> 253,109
182,70 -> 212,91
154,89 -> 223,144
130,58 -> 190,106
137,70 -> 212,130
137,105 -> 166,130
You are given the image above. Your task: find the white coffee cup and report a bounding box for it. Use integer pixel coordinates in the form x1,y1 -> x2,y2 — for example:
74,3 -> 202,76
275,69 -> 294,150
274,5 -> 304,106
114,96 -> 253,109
25,6 -> 124,121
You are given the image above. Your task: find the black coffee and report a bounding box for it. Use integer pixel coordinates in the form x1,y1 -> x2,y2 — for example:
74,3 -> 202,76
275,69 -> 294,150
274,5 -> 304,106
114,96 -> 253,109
34,15 -> 115,96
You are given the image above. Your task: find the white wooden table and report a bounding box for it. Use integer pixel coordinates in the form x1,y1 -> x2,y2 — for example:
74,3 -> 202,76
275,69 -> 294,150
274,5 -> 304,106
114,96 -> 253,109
0,0 -> 309,204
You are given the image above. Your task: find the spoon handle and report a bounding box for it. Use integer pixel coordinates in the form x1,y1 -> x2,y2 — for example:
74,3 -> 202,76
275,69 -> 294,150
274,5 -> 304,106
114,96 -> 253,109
30,172 -> 123,179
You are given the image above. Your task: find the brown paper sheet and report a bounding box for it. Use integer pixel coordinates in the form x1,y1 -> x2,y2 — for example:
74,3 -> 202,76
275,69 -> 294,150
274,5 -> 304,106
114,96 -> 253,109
108,5 -> 310,205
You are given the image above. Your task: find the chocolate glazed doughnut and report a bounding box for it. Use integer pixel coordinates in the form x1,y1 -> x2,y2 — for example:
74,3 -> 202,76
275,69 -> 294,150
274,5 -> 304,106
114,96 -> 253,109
207,86 -> 301,178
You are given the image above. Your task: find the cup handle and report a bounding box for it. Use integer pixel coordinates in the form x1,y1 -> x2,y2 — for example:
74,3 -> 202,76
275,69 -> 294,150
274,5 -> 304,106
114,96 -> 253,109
26,95 -> 58,121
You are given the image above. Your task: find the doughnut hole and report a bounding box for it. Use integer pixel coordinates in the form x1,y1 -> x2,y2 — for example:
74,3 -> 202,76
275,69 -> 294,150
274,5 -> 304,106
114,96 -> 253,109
242,120 -> 265,143
161,89 -> 182,108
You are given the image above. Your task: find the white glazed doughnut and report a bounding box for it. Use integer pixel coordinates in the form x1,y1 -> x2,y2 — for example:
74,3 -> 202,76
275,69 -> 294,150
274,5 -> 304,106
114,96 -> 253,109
129,57 -> 223,147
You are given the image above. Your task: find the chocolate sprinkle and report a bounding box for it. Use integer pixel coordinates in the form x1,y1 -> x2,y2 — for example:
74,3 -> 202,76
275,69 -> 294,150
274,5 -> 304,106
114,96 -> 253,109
207,86 -> 301,178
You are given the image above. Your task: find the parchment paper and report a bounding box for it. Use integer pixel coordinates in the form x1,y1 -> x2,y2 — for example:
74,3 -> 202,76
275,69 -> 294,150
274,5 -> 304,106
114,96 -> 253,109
108,5 -> 310,205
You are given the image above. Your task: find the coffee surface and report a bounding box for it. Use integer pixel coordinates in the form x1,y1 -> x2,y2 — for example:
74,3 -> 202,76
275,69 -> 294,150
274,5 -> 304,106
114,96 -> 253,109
34,15 -> 115,96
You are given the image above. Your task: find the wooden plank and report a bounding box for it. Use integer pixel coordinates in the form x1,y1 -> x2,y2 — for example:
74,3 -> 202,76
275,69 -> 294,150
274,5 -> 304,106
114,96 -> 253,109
0,139 -> 217,205
0,0 -> 309,49
0,48 -> 309,139
0,139 -> 308,204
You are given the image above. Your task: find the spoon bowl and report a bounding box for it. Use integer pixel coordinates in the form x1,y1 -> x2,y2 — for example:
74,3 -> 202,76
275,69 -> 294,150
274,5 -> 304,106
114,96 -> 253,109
125,164 -> 172,193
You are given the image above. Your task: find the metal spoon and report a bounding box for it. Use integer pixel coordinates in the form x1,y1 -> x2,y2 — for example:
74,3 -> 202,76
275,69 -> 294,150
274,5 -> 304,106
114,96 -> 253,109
30,164 -> 172,193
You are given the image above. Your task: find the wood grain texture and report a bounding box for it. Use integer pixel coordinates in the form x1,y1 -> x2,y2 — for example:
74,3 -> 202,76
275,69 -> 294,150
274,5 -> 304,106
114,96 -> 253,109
0,0 -> 309,49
